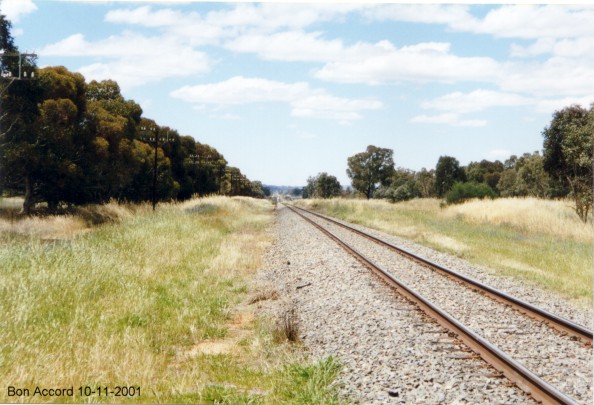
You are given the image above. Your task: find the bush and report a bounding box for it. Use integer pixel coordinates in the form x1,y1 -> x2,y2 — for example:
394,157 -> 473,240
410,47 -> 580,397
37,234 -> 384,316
376,181 -> 419,203
446,182 -> 496,205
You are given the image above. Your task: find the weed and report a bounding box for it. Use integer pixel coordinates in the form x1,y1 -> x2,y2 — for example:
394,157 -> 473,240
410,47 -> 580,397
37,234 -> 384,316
274,308 -> 301,343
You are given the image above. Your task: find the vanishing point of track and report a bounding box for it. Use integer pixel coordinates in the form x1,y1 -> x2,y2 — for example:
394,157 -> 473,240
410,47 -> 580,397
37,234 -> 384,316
284,203 -> 592,405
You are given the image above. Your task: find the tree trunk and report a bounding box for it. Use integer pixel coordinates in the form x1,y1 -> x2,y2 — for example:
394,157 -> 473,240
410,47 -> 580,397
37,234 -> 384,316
21,174 -> 34,215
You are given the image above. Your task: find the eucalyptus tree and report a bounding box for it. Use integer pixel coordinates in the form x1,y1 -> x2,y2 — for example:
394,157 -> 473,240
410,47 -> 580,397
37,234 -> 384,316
542,104 -> 593,222
434,155 -> 466,197
305,172 -> 342,199
347,145 -> 395,199
1,13 -> 42,213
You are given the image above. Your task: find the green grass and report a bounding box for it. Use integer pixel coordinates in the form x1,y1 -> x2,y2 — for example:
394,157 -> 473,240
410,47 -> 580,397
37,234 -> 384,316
0,197 -> 344,404
297,198 -> 593,308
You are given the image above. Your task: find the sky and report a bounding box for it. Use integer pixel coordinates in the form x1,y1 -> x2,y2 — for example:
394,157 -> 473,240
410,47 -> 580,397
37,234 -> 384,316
2,1 -> 593,187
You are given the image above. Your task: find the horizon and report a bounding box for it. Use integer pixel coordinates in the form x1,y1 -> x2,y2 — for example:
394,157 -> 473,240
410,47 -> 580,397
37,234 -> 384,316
3,1 -> 593,186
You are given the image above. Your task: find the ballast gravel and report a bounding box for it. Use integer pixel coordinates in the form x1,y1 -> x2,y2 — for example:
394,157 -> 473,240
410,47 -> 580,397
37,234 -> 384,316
300,210 -> 592,404
255,205 -> 540,404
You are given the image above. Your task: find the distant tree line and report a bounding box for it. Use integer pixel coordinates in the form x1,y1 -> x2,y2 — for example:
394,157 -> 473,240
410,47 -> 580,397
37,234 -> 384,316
301,104 -> 593,223
0,15 -> 265,214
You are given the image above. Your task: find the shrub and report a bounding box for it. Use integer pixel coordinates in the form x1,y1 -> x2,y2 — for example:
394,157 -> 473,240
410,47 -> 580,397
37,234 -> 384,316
376,181 -> 420,203
446,182 -> 496,205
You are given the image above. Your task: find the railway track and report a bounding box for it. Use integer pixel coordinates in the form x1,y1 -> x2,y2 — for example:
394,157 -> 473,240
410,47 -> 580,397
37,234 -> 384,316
284,203 -> 592,405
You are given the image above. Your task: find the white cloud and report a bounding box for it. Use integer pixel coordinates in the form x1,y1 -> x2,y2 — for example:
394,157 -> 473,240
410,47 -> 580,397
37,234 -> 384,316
411,113 -> 487,127
0,0 -> 37,23
498,58 -> 594,97
292,93 -> 381,121
421,90 -> 534,113
363,5 -> 473,27
314,40 -> 500,85
226,31 -> 345,62
421,89 -> 593,117
105,3 -> 368,46
366,5 -> 594,40
466,5 -> 594,40
171,76 -> 308,105
40,32 -> 210,89
170,76 -> 382,122
41,3 -> 594,112
511,37 -> 594,59
534,97 -> 593,114
106,6 -> 185,28
106,6 -> 229,46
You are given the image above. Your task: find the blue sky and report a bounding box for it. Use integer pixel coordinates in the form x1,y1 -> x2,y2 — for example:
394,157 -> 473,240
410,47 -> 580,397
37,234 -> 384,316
2,1 -> 593,186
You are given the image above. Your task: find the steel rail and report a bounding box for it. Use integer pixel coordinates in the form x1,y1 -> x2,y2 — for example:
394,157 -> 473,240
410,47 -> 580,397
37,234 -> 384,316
285,204 -> 580,405
289,204 -> 593,345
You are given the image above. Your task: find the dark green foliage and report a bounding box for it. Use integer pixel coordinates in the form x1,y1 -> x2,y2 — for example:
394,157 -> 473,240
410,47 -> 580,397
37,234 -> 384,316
0,13 -> 263,211
435,156 -> 466,197
347,145 -> 395,199
446,182 -> 496,205
495,152 -> 550,198
415,168 -> 436,198
304,172 -> 342,199
376,168 -> 420,202
1,15 -> 43,213
542,104 -> 593,222
465,159 -> 504,192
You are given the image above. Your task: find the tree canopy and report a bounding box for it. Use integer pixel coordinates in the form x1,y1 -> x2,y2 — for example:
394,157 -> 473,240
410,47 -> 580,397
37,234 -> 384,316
346,145 -> 395,199
434,156 -> 466,197
542,104 -> 593,222
304,172 -> 342,199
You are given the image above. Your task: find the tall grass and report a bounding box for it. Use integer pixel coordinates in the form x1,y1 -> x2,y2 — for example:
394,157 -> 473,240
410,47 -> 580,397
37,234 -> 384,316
298,198 -> 593,307
0,196 -> 343,404
444,197 -> 592,243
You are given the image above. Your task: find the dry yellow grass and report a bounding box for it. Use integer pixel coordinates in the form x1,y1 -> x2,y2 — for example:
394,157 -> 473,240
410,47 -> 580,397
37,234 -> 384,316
444,197 -> 592,243
0,198 -> 144,243
299,197 -> 593,306
1,196 -> 343,404
0,215 -> 88,240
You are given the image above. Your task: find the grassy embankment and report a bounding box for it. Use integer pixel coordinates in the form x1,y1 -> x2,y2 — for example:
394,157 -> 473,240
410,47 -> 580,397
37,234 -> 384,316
297,198 -> 593,308
0,196 -> 343,404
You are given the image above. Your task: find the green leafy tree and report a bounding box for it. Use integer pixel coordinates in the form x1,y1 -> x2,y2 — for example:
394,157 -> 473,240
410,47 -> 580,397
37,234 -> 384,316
465,159 -> 504,191
305,172 -> 342,199
415,168 -> 436,198
515,152 -> 550,198
316,172 -> 342,198
495,152 -> 550,198
347,145 -> 395,199
82,80 -> 146,201
376,168 -> 419,202
496,169 -> 517,197
0,13 -> 42,213
248,180 -> 267,198
191,143 -> 227,195
435,155 -> 466,197
542,104 -> 593,222
177,135 -> 198,199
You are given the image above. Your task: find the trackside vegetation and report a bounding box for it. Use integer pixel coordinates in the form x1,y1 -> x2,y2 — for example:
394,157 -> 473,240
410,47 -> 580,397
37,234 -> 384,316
0,197 -> 343,404
297,198 -> 593,308
0,15 -> 269,216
